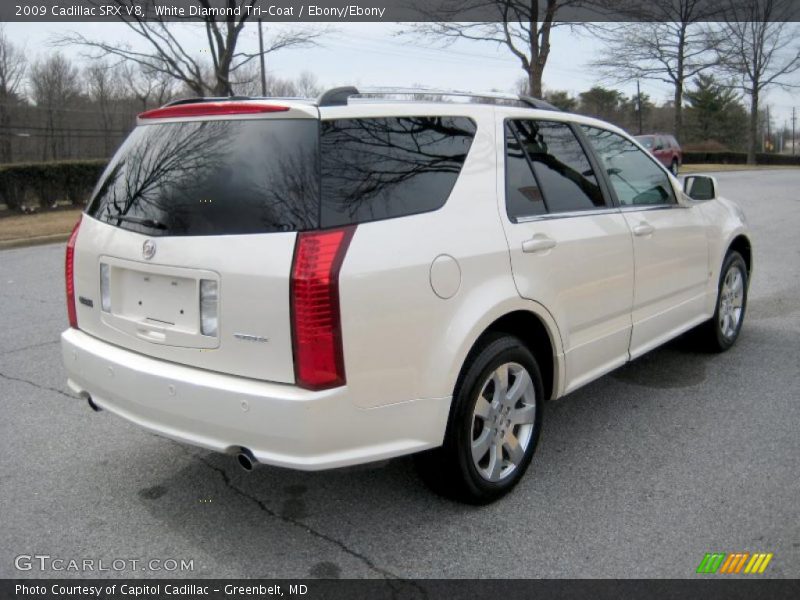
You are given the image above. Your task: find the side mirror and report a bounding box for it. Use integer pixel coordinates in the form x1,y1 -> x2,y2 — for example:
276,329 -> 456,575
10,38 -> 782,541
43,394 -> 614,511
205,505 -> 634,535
683,175 -> 717,201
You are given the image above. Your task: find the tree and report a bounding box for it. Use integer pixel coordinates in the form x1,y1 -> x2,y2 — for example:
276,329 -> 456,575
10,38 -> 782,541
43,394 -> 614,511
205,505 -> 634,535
683,73 -> 747,149
404,1 -> 585,97
0,25 -> 27,162
120,63 -> 178,111
55,0 -> 323,96
84,61 -> 122,156
295,71 -> 321,98
619,91 -> 655,134
589,0 -> 720,141
29,53 -> 81,161
229,62 -> 299,97
712,0 -> 800,163
543,90 -> 577,112
578,86 -> 623,123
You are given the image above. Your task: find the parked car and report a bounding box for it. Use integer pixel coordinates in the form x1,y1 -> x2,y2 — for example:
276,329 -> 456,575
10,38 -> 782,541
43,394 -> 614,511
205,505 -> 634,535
61,88 -> 751,504
635,133 -> 683,175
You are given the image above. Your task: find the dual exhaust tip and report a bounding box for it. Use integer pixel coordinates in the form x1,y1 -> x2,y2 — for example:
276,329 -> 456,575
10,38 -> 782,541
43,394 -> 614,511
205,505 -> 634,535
86,395 -> 258,472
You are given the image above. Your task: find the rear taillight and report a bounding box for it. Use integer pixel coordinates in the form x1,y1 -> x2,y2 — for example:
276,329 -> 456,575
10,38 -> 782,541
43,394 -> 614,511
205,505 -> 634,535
65,216 -> 82,328
291,226 -> 356,390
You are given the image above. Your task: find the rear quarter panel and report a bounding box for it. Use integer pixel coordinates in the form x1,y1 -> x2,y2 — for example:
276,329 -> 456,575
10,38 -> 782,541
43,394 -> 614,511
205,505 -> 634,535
335,106 -> 564,408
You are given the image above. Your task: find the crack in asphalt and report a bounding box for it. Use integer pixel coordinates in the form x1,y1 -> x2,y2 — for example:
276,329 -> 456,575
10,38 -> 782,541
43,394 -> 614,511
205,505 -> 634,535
0,369 -> 73,399
0,340 -> 421,593
194,453 -> 405,581
0,339 -> 59,356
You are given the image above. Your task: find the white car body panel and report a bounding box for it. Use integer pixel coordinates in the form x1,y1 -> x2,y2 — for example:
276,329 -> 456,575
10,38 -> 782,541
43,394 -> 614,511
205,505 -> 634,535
60,99 -> 751,470
622,204 -> 711,358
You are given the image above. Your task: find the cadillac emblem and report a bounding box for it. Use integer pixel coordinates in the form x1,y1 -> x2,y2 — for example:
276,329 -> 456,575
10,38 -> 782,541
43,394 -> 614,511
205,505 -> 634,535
142,239 -> 156,260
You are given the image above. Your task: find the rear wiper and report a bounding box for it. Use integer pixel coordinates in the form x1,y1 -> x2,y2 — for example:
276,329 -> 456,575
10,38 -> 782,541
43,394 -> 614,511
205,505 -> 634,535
110,214 -> 168,230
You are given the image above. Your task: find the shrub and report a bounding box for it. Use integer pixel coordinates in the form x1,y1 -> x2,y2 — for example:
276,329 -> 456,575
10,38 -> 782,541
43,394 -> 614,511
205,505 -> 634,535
682,140 -> 731,153
682,152 -> 800,166
0,159 -> 107,213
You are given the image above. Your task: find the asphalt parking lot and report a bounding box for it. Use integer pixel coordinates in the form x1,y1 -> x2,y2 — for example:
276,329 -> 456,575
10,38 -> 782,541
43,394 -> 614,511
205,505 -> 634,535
1,169 -> 798,579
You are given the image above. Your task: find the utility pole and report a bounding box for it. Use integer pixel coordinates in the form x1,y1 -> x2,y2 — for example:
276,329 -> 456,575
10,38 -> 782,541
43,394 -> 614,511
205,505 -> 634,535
258,19 -> 267,97
636,79 -> 643,135
766,105 -> 771,152
793,107 -> 796,156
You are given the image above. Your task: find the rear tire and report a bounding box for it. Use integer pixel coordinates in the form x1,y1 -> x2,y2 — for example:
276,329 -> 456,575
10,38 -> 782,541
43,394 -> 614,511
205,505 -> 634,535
415,334 -> 544,504
695,251 -> 748,352
670,159 -> 679,176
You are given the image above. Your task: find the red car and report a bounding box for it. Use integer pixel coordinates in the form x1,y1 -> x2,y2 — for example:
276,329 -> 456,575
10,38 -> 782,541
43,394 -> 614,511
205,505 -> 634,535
635,134 -> 682,175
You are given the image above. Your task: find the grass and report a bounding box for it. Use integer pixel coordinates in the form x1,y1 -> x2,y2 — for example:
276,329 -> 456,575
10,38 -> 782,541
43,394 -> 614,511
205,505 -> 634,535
681,163 -> 800,174
0,208 -> 82,245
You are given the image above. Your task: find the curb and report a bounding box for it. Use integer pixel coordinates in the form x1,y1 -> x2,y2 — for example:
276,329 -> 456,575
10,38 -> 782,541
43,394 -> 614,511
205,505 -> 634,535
0,233 -> 70,250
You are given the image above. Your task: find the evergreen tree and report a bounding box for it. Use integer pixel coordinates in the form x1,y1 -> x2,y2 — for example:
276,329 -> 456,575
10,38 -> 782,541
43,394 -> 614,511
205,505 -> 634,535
683,74 -> 748,150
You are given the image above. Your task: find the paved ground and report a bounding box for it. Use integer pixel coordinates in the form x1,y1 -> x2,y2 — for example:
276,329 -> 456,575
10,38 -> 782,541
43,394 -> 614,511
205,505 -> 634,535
1,170 -> 798,579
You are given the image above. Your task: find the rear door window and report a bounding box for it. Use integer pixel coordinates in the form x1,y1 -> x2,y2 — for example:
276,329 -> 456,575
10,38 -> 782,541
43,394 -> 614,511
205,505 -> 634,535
319,116 -> 477,227
87,119 -> 320,236
504,122 -> 547,220
507,119 -> 606,215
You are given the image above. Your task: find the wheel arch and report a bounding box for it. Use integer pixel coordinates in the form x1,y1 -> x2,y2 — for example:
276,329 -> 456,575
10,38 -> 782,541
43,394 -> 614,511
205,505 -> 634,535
448,305 -> 564,403
728,234 -> 753,277
474,311 -> 559,402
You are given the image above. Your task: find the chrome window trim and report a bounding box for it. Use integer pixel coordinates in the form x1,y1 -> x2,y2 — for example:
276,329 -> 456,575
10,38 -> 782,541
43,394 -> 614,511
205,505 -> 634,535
514,203 -> 689,223
515,207 -> 619,223
619,203 -> 688,213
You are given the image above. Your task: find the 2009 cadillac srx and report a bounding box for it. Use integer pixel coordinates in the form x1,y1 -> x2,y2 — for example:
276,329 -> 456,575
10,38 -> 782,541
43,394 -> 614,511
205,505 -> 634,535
61,87 -> 752,503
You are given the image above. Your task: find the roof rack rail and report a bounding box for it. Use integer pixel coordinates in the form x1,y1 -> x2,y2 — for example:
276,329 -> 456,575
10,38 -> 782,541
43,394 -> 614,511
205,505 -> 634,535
317,86 -> 360,107
316,86 -> 560,111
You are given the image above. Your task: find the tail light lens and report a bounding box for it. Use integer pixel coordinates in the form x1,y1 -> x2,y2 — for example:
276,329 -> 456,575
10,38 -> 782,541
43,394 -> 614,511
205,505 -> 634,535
291,226 -> 355,390
99,263 -> 111,312
199,279 -> 219,337
65,216 -> 82,328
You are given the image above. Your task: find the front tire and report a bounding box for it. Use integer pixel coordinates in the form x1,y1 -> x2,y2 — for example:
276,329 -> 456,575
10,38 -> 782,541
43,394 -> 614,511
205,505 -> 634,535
415,335 -> 544,504
670,159 -> 679,176
696,251 -> 748,352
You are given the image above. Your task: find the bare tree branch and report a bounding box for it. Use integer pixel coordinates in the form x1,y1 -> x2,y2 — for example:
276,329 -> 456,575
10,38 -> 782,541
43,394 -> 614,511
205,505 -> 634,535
399,0 -> 587,98
713,0 -> 800,163
52,0 -> 325,97
588,0 -> 721,139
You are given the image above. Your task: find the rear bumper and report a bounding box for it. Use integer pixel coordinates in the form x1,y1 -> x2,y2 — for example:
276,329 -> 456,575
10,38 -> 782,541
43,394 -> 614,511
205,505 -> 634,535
61,329 -> 450,470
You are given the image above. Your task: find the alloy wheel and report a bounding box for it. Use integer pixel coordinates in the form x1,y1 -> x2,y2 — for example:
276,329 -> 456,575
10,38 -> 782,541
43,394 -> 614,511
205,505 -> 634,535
470,362 -> 537,482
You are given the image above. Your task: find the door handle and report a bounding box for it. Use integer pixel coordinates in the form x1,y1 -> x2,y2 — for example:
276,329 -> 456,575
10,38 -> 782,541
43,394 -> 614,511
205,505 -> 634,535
632,222 -> 655,237
522,235 -> 557,253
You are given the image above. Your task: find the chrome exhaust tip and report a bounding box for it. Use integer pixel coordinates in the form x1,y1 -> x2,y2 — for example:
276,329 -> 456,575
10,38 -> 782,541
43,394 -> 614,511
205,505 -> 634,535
236,448 -> 257,472
87,396 -> 102,412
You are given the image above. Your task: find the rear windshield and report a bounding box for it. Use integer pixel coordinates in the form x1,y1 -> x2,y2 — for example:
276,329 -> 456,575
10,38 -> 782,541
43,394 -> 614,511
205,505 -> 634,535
635,136 -> 655,149
87,119 -> 320,236
88,115 -> 476,236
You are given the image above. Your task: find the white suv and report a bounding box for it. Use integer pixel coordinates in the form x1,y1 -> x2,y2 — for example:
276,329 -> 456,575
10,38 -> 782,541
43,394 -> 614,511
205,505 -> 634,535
61,87 -> 752,503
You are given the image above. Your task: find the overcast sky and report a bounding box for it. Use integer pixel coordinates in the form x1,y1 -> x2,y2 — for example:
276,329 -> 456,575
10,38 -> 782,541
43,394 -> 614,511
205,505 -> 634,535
4,22 -> 797,126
